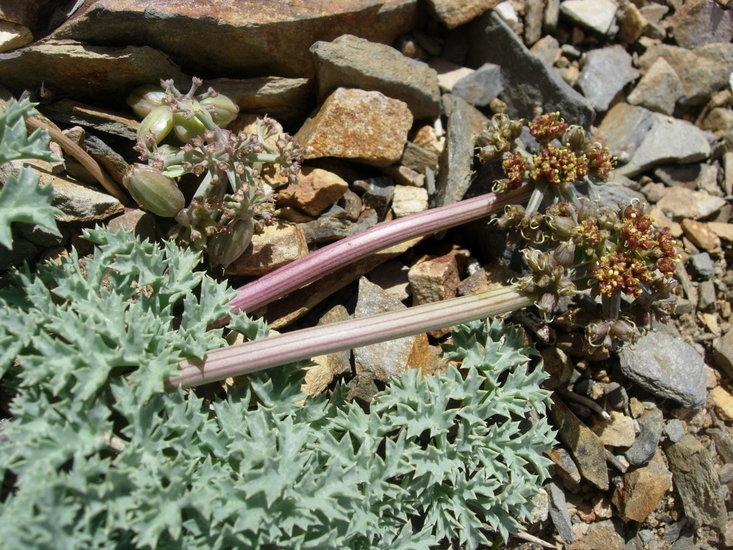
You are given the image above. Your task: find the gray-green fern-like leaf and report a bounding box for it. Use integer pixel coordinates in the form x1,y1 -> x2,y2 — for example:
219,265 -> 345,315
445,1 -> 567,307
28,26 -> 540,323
0,228 -> 556,549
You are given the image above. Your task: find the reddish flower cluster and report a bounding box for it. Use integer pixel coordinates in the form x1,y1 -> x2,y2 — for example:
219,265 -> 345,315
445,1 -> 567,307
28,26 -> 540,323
586,145 -> 615,179
529,112 -> 568,143
529,146 -> 589,187
502,151 -> 530,188
594,252 -> 653,298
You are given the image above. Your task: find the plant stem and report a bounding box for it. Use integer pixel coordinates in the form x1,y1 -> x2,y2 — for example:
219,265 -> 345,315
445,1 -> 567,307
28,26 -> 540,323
168,286 -> 532,389
227,184 -> 532,316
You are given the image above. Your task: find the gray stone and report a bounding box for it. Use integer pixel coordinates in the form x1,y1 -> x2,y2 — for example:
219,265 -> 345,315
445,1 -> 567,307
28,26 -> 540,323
690,253 -> 715,279
301,209 -> 379,244
578,46 -> 639,112
667,0 -> 733,49
16,222 -> 67,248
310,34 -> 440,120
546,478 -> 575,544
637,43 -> 733,107
524,0 -> 544,45
355,177 -> 395,220
53,0 -> 418,80
625,408 -> 663,467
434,96 -> 475,207
401,142 -> 439,174
530,34 -> 559,66
713,328 -> 733,379
618,332 -> 707,409
352,276 -> 429,383
628,57 -> 684,116
664,419 -> 686,443
468,11 -> 594,127
586,180 -> 645,210
698,280 -> 717,312
452,63 -> 503,107
654,164 -> 701,190
599,103 -> 711,177
666,434 -> 727,530
560,0 -> 618,35
708,427 -> 733,464
656,187 -> 726,220
204,77 -> 313,127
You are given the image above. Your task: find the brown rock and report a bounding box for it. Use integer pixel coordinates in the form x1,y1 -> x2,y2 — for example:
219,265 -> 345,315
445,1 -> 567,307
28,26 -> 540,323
367,260 -> 410,301
615,452 -> 673,522
295,87 -> 413,166
0,39 -> 187,102
226,222 -> 308,276
106,208 -> 157,241
667,0 -> 733,49
710,386 -> 733,422
681,219 -> 722,252
551,395 -> 610,490
276,166 -> 348,217
0,0 -> 54,27
570,519 -> 624,550
708,222 -> 733,242
424,0 -> 501,29
656,187 -> 726,220
51,175 -> 125,223
408,253 -> 461,305
541,346 -> 573,390
54,0 -> 418,79
546,446 -> 582,485
0,21 -> 33,53
592,411 -> 636,448
618,2 -> 646,44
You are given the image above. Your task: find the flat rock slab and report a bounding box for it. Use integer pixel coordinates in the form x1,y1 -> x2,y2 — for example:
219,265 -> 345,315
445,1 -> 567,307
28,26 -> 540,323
577,45 -> 638,112
310,34 -> 439,120
53,0 -> 418,78
618,333 -> 707,409
468,11 -> 594,127
599,103 -> 711,177
0,39 -> 186,102
560,0 -> 618,35
666,434 -> 727,530
424,0 -> 502,29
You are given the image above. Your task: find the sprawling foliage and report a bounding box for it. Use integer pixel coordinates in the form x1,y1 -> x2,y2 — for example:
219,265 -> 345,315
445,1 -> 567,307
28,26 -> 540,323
0,229 -> 554,549
0,98 -> 61,250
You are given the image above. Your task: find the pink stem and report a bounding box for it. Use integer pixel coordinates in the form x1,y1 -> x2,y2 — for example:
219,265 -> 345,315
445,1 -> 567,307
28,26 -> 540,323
168,286 -> 532,388
228,185 -> 531,314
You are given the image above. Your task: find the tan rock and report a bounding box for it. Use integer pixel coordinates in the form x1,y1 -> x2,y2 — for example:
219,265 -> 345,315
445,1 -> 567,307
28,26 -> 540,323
708,222 -> 733,242
592,411 -> 637,448
424,0 -> 502,29
301,305 -> 352,397
681,218 -> 721,251
648,206 -> 682,237
615,452 -> 673,522
710,386 -> 733,422
276,166 -> 348,216
226,222 -> 308,276
627,57 -> 683,115
50,175 -> 125,223
408,253 -> 461,305
619,2 -> 647,44
295,87 -> 413,166
656,187 -> 726,220
0,21 -> 33,53
392,185 -> 428,217
551,395 -> 609,490
429,57 -> 474,92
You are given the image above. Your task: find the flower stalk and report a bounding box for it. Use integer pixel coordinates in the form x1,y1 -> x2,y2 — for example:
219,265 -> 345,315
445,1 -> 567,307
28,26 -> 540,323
168,286 -> 532,388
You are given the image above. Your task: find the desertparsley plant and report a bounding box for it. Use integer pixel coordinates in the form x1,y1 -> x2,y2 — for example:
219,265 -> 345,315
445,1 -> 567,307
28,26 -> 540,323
0,228 -> 554,549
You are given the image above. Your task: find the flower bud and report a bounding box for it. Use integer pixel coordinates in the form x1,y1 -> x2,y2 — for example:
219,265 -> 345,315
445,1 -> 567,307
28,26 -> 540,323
123,164 -> 185,217
208,218 -> 255,269
201,94 -> 239,127
173,110 -> 207,143
137,105 -> 174,144
127,85 -> 167,118
553,241 -> 576,268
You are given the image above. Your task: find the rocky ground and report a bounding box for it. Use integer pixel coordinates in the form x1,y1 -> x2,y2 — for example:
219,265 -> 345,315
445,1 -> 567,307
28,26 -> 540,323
2,0 -> 733,548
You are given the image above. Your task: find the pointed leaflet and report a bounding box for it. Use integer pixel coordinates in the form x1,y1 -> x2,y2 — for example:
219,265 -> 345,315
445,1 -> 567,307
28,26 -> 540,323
0,166 -> 59,249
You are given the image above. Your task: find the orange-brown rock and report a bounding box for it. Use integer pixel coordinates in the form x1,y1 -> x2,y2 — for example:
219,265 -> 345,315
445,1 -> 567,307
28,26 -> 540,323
226,222 -> 308,276
614,452 -> 672,522
296,87 -> 413,166
276,166 -> 349,216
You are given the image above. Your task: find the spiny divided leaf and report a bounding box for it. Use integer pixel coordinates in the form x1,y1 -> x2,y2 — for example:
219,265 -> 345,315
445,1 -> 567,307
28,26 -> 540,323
0,229 -> 555,549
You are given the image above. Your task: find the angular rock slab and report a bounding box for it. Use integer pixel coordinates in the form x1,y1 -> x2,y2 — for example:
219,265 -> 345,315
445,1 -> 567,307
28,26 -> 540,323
599,103 -> 711,177
577,45 -> 638,113
666,434 -> 727,530
468,11 -> 594,127
618,333 -> 707,409
424,0 -> 502,29
0,39 -> 186,102
560,0 -> 618,35
667,0 -> 733,49
295,87 -> 413,166
54,0 -> 418,78
310,34 -> 440,120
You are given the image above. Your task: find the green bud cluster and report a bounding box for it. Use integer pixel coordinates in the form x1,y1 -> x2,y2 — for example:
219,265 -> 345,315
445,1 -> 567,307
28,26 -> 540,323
126,78 -> 303,269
